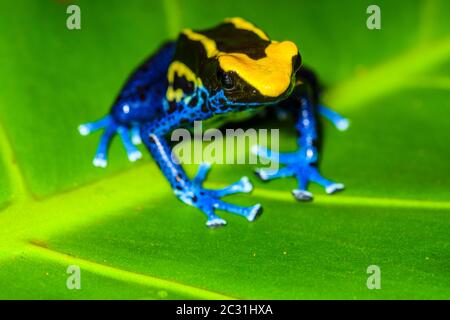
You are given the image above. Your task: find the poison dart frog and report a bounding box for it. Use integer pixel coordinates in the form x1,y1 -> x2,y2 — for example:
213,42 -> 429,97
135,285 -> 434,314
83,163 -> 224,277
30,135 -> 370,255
79,18 -> 349,227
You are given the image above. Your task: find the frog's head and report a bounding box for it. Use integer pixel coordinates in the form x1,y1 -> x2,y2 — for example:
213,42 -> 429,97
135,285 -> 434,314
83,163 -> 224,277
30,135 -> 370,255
212,40 -> 301,107
174,18 -> 301,112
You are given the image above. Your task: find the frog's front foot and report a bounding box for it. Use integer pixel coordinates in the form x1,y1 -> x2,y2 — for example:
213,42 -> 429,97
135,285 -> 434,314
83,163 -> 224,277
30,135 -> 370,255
78,115 -> 143,167
177,163 -> 263,227
252,146 -> 344,201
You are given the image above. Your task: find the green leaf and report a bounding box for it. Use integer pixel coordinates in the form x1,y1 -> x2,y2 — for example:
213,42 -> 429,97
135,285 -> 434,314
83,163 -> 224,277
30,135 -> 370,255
0,0 -> 449,299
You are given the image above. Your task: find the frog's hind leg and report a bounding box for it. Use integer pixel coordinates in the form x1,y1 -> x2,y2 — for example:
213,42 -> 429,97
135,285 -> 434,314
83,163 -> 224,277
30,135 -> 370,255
78,116 -> 142,167
295,66 -> 350,131
253,96 -> 344,201
141,130 -> 262,227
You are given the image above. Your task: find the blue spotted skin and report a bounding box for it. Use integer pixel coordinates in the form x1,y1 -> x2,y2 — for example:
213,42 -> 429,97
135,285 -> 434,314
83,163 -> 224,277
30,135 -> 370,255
79,20 -> 348,227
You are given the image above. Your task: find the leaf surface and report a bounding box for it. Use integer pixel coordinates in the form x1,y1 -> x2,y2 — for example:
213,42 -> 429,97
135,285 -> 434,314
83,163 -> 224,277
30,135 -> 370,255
0,0 -> 449,299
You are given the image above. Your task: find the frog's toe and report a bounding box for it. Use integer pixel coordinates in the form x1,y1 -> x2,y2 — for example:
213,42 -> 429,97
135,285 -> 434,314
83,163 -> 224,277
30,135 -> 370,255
254,168 -> 271,181
213,200 -> 263,222
93,155 -> 108,168
193,164 -> 253,196
117,126 -> 143,163
292,189 -> 313,201
131,125 -> 142,145
254,167 -> 293,182
192,163 -> 212,185
132,134 -> 142,145
78,115 -> 112,136
78,124 -> 91,136
239,176 -> 253,193
128,150 -> 143,162
326,182 -> 345,194
308,167 -> 344,195
252,144 -> 298,164
318,105 -> 350,131
206,216 -> 227,228
246,203 -> 263,222
211,176 -> 253,198
336,119 -> 350,131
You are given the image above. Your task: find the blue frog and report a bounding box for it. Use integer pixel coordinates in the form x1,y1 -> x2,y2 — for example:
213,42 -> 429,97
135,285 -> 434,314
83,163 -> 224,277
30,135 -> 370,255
79,18 -> 349,227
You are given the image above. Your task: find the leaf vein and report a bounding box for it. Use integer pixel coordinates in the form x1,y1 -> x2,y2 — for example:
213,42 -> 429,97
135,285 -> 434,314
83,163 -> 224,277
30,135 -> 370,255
27,242 -> 235,300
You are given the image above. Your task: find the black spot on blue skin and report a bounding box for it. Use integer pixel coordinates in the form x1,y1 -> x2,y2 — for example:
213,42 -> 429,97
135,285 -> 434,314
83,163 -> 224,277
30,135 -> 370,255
188,96 -> 199,108
168,101 -> 177,114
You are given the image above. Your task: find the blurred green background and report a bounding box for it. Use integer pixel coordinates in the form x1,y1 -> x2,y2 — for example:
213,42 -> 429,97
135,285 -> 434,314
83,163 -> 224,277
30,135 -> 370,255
0,0 -> 449,299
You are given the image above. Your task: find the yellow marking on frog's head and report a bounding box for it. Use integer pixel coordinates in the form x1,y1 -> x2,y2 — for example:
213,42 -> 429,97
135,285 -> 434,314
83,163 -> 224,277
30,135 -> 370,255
224,17 -> 269,41
166,61 -> 203,102
182,29 -> 219,58
218,41 -> 299,97
176,18 -> 300,101
166,87 -> 184,102
167,61 -> 203,85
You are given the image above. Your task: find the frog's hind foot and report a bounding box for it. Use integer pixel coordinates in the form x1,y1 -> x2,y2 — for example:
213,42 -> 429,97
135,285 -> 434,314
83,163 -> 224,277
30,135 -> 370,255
179,163 -> 263,227
78,115 -> 142,167
252,145 -> 344,201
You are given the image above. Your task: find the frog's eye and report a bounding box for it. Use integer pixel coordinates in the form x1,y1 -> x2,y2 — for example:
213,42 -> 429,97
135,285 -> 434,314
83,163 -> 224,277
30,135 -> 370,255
217,69 -> 235,91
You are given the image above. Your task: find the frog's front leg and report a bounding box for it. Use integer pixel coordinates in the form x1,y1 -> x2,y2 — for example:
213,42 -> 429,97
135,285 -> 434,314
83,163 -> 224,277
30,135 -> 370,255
253,96 -> 344,201
141,128 -> 262,227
